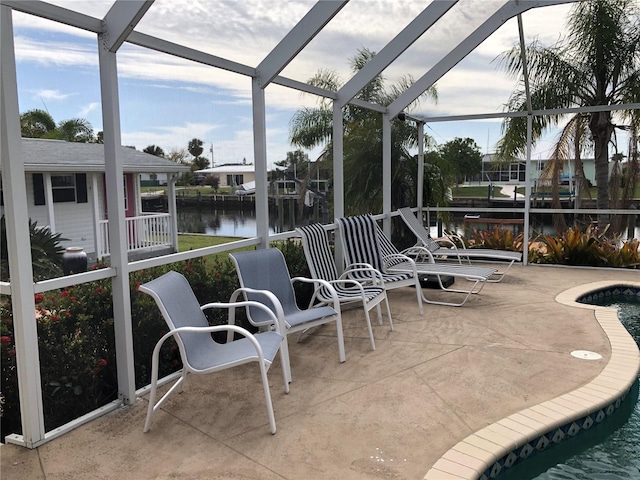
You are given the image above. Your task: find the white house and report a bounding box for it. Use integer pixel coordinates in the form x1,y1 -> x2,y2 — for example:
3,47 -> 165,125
0,138 -> 189,262
466,153 -> 598,186
195,164 -> 255,188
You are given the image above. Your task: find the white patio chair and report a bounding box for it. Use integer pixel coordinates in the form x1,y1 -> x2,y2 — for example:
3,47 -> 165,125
229,248 -> 345,384
337,214 -> 498,307
398,207 -> 522,282
296,223 -> 392,351
139,270 -> 289,435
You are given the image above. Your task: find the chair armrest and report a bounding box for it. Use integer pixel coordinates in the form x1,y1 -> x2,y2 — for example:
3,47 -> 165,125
381,252 -> 419,273
201,299 -> 282,333
400,246 -> 435,263
444,232 -> 468,249
291,276 -> 341,312
339,264 -> 385,286
151,322 -> 275,376
227,288 -> 287,333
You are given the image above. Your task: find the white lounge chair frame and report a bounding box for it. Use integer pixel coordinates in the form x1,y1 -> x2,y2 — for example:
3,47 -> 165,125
139,270 -> 289,435
398,207 -> 522,282
338,215 -> 498,307
296,223 -> 393,351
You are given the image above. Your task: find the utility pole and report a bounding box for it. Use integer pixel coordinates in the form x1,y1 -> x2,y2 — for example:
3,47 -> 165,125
209,142 -> 214,167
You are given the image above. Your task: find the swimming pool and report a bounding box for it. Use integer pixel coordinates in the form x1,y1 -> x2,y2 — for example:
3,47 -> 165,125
501,289 -> 640,480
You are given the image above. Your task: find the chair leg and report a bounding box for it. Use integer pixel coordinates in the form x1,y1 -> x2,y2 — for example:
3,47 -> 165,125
363,303 -> 376,351
415,279 -> 424,315
278,341 -> 291,394
375,303 -> 383,325
383,294 -> 393,331
258,361 -> 277,435
335,313 -> 346,363
280,336 -> 293,384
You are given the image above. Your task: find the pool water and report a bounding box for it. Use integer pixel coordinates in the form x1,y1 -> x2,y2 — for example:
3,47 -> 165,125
501,293 -> 640,480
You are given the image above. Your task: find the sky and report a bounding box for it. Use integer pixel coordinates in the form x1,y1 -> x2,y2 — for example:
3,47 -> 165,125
8,0 -> 602,170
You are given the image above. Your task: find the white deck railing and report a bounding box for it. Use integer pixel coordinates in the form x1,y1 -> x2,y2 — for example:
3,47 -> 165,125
97,213 -> 172,259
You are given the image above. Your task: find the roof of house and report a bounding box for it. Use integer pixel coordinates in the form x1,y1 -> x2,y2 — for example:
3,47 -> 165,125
195,165 -> 256,174
8,138 -> 190,174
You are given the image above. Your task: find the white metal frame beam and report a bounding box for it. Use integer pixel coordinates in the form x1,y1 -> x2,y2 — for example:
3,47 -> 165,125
256,1 -> 347,88
102,0 -> 153,52
1,5 -> 45,448
0,0 -> 103,32
336,0 -> 458,107
387,0 -> 580,119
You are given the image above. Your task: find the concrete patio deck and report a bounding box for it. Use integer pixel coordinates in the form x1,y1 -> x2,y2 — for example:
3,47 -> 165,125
2,264 -> 639,480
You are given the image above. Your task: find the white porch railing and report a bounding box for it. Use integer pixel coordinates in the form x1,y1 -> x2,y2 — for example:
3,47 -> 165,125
97,213 -> 172,259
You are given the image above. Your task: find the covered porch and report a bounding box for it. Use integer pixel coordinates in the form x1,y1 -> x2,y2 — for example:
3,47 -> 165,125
1,2 -> 638,477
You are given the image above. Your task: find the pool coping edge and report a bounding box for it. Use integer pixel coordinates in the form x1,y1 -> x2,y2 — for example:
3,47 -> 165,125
423,280 -> 640,480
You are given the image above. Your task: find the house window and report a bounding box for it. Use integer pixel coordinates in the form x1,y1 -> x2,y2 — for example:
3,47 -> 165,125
226,174 -> 243,186
33,173 -> 87,205
51,174 -> 76,202
123,175 -> 128,211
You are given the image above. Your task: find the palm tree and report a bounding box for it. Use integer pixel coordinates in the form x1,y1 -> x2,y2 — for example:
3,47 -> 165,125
187,138 -> 204,159
496,0 -> 640,231
54,118 -> 94,143
143,145 -> 165,157
20,109 -> 56,138
290,48 -> 438,215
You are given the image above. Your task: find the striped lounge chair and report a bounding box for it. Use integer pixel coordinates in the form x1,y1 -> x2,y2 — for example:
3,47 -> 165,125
337,215 -> 498,307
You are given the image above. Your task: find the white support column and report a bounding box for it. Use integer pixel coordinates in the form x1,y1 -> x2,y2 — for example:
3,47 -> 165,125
332,102 -> 345,272
1,5 -> 45,448
523,115 -> 533,265
416,121 -> 425,213
332,104 -> 344,219
91,174 -> 101,259
98,37 -> 136,404
382,114 -> 392,235
44,173 -> 55,232
168,173 -> 179,252
251,78 -> 269,248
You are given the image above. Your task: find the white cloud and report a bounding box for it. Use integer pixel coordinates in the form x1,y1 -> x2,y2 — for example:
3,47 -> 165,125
9,0 -> 589,164
35,89 -> 73,101
78,102 -> 100,118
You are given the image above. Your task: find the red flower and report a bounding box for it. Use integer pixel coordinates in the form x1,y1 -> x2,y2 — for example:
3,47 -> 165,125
8,349 -> 15,357
0,335 -> 12,345
135,281 -> 141,291
34,293 -> 45,303
70,296 -> 77,303
95,286 -> 104,294
98,358 -> 107,366
65,311 -> 71,318
51,314 -> 60,322
60,289 -> 70,298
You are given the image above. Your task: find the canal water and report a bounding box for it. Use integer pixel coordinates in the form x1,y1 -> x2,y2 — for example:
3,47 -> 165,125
177,207 -> 639,240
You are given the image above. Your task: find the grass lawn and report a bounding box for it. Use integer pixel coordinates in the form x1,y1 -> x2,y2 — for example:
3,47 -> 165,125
141,186 -> 233,195
452,186 -> 509,198
178,233 -> 246,252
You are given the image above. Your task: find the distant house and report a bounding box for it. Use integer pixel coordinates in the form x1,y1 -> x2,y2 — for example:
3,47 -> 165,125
466,154 -> 597,186
195,164 -> 255,188
0,138 -> 189,262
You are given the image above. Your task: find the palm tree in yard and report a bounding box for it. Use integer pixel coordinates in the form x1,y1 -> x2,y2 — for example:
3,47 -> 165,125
55,118 -> 94,143
496,0 -> 640,233
20,109 -> 56,138
289,48 -> 438,215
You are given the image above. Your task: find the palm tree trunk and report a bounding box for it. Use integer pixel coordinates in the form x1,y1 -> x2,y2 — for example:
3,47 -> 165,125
589,111 -> 614,228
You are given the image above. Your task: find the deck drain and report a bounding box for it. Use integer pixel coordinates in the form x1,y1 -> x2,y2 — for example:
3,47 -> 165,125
571,350 -> 603,360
